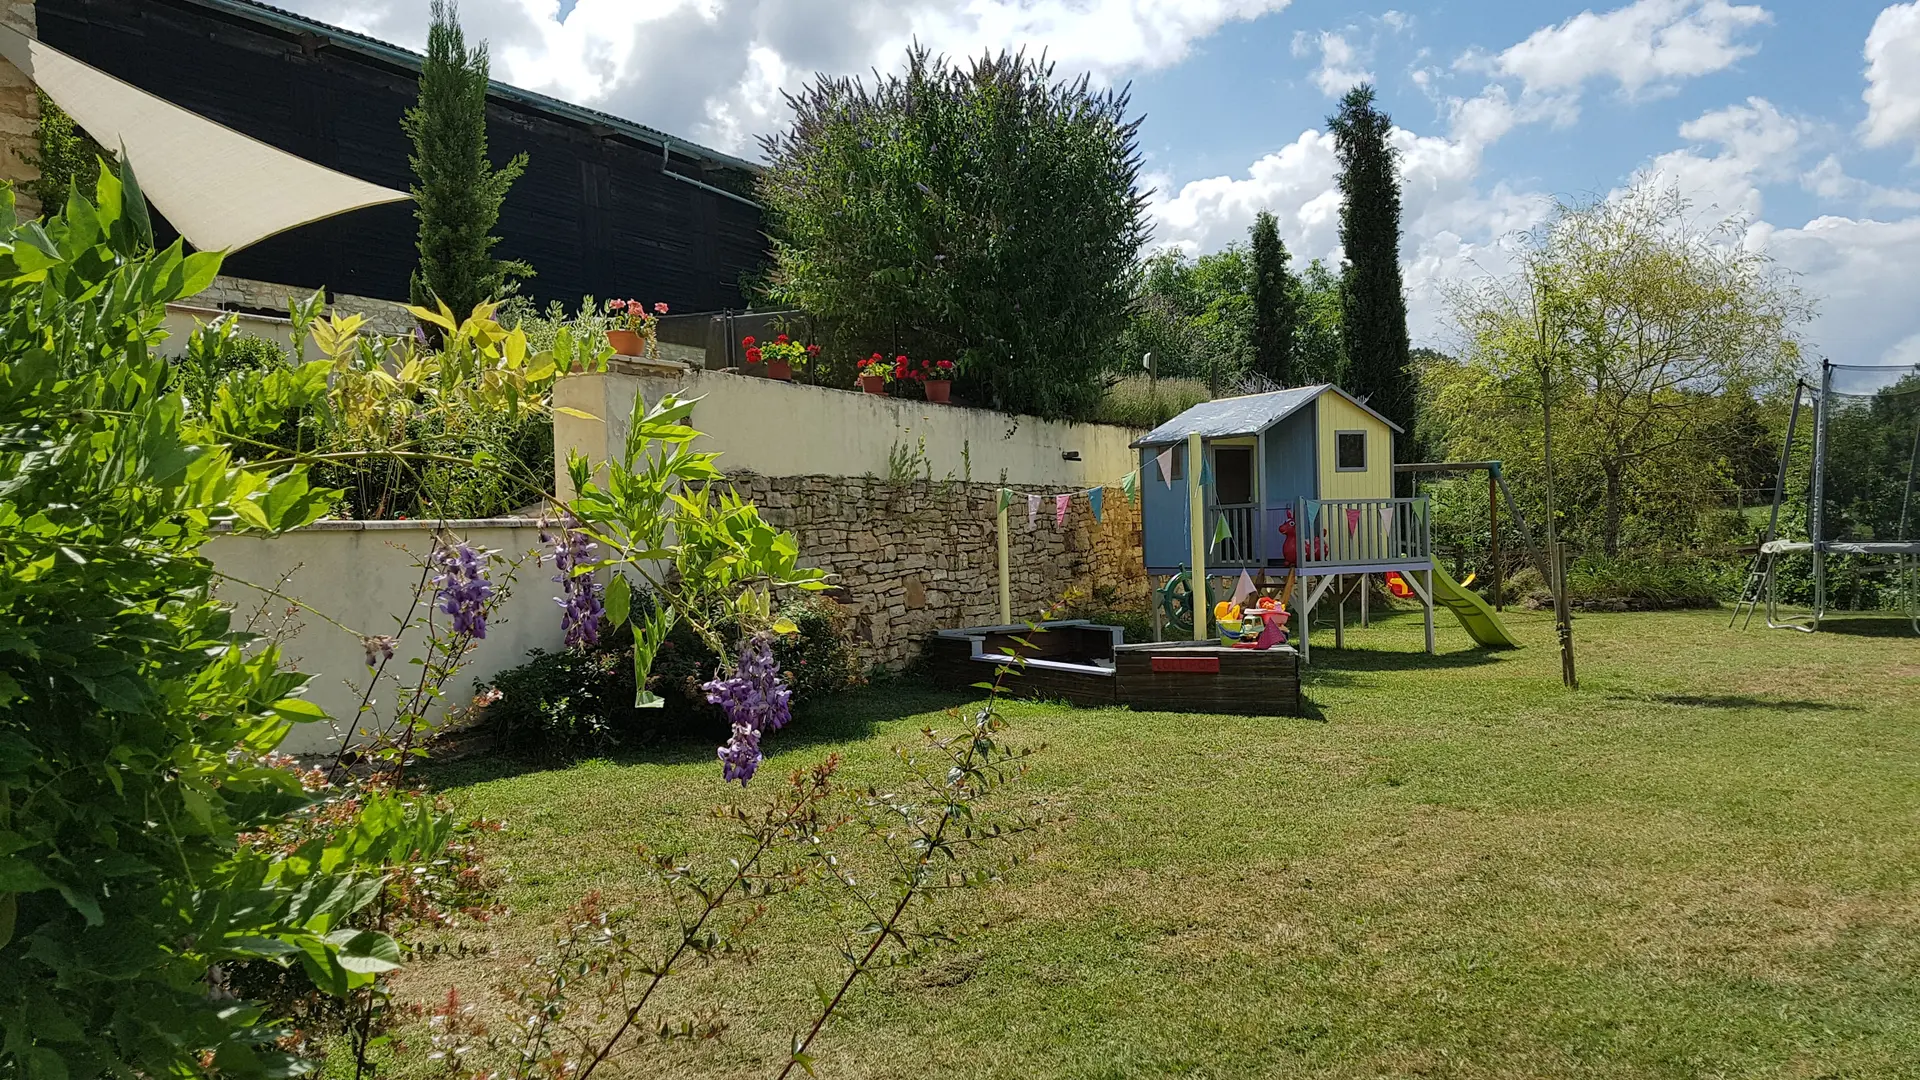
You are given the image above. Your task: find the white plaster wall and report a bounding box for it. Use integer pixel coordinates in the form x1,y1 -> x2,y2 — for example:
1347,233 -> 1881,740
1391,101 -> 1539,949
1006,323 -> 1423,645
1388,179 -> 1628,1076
554,364 -> 1142,496
161,303 -> 319,360
206,520 -> 563,756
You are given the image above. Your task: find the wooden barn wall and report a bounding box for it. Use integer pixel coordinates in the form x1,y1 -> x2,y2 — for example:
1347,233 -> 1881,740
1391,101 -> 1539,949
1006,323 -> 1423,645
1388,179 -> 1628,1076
35,0 -> 769,312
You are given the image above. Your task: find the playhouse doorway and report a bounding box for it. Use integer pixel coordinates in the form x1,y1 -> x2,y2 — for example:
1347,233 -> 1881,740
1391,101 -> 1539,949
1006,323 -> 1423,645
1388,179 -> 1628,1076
1210,444 -> 1257,564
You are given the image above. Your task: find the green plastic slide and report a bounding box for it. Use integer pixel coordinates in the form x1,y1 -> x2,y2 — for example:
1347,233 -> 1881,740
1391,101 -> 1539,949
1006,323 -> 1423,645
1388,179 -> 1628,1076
1427,558 -> 1521,649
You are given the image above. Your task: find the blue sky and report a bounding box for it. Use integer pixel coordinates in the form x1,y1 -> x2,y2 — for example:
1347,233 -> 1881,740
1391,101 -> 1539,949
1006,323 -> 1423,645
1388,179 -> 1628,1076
292,0 -> 1920,368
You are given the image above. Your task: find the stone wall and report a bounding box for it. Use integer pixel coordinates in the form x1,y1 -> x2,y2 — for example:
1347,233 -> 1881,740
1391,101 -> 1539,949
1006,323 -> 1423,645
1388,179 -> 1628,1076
0,0 -> 38,218
200,275 -> 415,335
731,472 -> 1148,669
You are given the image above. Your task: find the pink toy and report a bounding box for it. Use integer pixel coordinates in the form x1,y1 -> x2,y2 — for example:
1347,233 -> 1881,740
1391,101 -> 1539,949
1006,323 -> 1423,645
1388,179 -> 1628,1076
1233,606 -> 1290,650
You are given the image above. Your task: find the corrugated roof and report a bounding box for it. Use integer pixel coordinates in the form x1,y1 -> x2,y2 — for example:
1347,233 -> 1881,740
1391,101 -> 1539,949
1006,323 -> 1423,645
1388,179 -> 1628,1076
1131,384 -> 1403,447
175,0 -> 762,175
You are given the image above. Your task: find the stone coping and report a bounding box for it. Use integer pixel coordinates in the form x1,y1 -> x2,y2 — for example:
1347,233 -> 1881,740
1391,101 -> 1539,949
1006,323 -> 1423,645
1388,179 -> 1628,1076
213,517 -> 543,533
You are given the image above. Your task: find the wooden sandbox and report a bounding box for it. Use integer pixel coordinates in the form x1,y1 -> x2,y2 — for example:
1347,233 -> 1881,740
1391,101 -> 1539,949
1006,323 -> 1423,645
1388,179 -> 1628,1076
923,620 -> 1302,716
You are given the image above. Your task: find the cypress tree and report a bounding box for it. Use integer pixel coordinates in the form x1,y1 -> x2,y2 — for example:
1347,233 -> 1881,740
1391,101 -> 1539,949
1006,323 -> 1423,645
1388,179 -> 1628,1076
1248,209 -> 1296,386
403,0 -> 529,321
1328,84 -> 1413,445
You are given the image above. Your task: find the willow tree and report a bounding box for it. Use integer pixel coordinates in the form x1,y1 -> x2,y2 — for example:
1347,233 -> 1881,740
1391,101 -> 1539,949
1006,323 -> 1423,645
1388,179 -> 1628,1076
760,46 -> 1148,420
1441,180 -> 1809,556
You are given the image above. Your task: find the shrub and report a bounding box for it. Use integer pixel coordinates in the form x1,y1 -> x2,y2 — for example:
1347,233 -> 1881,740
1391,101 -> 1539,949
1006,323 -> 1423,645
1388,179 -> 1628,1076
1507,556 -> 1737,610
484,593 -> 862,755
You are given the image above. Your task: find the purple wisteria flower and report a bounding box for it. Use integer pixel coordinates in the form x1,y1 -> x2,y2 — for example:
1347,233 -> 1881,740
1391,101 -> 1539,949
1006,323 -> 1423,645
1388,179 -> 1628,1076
704,634 -> 794,786
541,519 -> 603,648
431,542 -> 494,639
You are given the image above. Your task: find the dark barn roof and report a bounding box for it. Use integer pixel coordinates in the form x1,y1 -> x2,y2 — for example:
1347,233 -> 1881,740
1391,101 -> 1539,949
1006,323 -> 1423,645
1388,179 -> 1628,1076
36,0 -> 771,312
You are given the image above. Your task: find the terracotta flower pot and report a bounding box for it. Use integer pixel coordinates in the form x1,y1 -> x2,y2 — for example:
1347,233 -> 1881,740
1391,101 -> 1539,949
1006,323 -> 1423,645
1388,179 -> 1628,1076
924,379 -> 951,404
859,375 -> 888,395
606,328 -> 646,357
768,358 -> 792,381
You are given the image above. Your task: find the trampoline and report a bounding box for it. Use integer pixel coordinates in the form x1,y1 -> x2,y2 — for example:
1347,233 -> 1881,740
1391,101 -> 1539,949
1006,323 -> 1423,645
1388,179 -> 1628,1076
1734,361 -> 1920,634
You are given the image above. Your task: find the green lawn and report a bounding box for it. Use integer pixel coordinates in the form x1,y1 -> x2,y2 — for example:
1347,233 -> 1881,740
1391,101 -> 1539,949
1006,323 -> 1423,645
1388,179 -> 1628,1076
403,608 -> 1920,1079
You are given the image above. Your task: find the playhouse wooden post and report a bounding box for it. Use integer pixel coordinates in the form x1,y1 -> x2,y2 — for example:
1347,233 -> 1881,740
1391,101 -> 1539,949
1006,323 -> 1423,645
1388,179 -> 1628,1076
997,500 -> 1011,625
1188,432 -> 1208,641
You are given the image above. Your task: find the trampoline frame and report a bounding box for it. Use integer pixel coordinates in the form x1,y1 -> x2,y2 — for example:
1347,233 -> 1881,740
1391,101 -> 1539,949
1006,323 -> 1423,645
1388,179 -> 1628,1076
1736,361 -> 1920,634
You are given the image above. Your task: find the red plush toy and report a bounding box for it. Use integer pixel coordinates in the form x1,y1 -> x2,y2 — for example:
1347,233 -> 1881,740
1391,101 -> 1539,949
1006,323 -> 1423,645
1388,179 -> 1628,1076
1276,508 -> 1325,566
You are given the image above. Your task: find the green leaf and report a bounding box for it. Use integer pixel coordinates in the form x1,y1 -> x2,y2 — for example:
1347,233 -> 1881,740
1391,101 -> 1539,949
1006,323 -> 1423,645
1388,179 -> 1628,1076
603,573 -> 631,628
328,928 -> 404,974
772,616 -> 800,636
272,697 -> 330,723
117,148 -> 154,252
176,250 -> 222,300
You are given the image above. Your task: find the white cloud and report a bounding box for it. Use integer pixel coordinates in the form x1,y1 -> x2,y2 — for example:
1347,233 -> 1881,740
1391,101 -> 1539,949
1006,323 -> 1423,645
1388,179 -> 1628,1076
1862,2 -> 1920,149
1762,214 -> 1920,365
281,0 -> 1293,154
1488,0 -> 1771,100
1292,30 -> 1373,97
1802,156 -> 1920,210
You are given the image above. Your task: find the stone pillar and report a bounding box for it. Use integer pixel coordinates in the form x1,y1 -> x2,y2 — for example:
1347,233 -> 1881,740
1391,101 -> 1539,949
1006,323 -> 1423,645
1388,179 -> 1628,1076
0,1 -> 36,217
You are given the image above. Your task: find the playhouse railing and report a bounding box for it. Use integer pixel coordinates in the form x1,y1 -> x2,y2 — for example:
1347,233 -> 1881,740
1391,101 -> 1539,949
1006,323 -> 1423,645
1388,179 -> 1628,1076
1207,504 -> 1260,565
1291,496 -> 1431,571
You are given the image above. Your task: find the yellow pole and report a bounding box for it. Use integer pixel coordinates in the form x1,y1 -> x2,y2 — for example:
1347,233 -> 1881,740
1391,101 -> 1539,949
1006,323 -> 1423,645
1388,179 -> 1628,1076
1188,432 -> 1208,641
997,499 -> 1012,625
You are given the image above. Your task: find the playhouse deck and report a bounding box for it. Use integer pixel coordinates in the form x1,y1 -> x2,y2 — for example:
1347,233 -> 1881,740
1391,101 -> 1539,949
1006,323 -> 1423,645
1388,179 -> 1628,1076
924,621 -> 1302,716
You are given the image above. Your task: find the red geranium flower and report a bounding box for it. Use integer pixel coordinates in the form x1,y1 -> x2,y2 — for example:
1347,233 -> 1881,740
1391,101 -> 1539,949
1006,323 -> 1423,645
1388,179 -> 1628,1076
608,298 -> 627,310
806,343 -> 821,356
745,347 -> 763,364
742,335 -> 756,347
776,334 -> 790,343
654,302 -> 669,314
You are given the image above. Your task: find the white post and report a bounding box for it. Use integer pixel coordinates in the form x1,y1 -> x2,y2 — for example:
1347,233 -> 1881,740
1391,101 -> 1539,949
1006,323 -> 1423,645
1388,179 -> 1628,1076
1422,567 -> 1436,655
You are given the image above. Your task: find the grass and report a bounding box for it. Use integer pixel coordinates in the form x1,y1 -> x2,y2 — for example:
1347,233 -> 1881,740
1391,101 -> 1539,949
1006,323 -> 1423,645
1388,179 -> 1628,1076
1089,375 -> 1212,429
394,608 -> 1920,1079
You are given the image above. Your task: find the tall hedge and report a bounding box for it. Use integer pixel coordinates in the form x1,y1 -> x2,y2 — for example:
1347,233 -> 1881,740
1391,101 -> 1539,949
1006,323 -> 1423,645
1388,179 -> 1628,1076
760,46 -> 1149,420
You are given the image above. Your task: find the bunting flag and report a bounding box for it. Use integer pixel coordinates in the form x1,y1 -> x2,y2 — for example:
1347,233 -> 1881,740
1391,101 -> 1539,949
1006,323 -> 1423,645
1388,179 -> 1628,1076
1199,456 -> 1215,491
1210,512 -> 1233,552
1346,508 -> 1363,536
1054,493 -> 1070,526
1232,569 -> 1256,606
1156,448 -> 1176,488
1379,504 -> 1395,535
1089,486 -> 1105,522
1027,494 -> 1040,528
997,487 -> 1014,516
1122,469 -> 1139,504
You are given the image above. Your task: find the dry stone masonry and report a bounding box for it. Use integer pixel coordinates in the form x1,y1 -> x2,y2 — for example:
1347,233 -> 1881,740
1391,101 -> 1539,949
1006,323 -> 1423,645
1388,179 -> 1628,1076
731,472 -> 1147,669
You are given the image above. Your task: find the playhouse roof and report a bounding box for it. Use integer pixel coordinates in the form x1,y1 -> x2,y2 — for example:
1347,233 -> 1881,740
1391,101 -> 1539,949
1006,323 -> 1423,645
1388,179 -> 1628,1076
1131,384 -> 1404,448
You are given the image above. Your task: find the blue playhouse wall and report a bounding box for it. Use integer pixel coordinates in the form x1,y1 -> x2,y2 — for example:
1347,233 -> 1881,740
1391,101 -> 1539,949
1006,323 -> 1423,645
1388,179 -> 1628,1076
1262,409 -> 1319,526
1141,443 -> 1189,571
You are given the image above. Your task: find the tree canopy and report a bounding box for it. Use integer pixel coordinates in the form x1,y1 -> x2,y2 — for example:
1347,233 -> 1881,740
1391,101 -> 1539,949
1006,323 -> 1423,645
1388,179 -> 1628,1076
1249,210 -> 1296,386
760,46 -> 1149,420
1330,85 -> 1414,447
1434,180 -> 1809,555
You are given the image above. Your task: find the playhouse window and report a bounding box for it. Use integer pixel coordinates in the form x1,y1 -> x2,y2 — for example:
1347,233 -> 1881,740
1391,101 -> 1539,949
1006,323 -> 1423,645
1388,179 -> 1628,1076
1335,431 -> 1368,472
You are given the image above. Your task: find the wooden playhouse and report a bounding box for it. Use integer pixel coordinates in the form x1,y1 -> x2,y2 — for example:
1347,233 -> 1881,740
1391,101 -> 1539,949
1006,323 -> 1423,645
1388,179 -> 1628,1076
1133,384 -> 1443,658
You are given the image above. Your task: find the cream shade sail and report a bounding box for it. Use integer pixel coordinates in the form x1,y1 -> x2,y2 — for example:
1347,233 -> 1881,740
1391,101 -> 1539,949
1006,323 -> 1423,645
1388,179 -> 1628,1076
0,26 -> 409,252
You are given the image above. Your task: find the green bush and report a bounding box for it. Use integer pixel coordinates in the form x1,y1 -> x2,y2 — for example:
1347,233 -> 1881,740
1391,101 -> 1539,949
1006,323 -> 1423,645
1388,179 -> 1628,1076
1506,557 -> 1737,609
0,167 -> 395,1078
484,593 -> 863,755
1091,375 -> 1210,429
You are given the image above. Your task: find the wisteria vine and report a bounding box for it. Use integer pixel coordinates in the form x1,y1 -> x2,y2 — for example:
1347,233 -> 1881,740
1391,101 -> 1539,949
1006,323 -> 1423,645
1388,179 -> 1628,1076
430,541 -> 494,639
704,634 -> 794,785
541,517 -> 604,648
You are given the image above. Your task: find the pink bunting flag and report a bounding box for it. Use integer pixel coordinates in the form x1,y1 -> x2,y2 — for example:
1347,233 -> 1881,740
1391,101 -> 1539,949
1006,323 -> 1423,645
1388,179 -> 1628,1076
1345,508 -> 1362,536
1232,569 -> 1256,607
1027,494 -> 1040,528
1054,493 -> 1070,526
1156,448 -> 1175,487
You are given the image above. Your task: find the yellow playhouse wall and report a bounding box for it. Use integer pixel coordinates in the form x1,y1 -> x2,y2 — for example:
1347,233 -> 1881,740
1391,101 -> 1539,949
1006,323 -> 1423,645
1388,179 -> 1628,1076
1315,393 -> 1395,500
